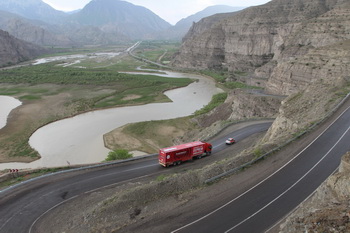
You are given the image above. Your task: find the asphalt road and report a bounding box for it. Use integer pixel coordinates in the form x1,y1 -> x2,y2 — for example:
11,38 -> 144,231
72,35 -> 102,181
172,105 -> 350,233
0,122 -> 272,233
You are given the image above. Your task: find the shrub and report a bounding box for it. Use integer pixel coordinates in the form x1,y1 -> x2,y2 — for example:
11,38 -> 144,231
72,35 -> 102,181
193,92 -> 228,116
106,149 -> 132,161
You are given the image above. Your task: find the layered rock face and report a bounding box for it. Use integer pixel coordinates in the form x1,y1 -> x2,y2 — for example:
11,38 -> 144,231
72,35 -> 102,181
262,41 -> 350,143
173,0 -> 350,95
0,29 -> 46,67
173,0 -> 350,145
266,2 -> 350,95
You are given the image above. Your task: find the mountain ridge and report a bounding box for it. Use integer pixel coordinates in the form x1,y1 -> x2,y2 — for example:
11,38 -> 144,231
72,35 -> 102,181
0,29 -> 47,67
0,0 -> 66,23
160,5 -> 244,40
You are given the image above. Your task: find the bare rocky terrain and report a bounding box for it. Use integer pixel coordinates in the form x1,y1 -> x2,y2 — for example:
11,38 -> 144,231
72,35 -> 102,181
0,29 -> 46,67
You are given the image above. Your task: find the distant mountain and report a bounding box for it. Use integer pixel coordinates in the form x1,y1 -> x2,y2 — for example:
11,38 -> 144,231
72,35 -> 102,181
0,29 -> 47,67
0,0 -> 66,24
176,5 -> 245,28
0,0 -> 242,45
160,5 -> 245,40
68,0 -> 172,40
0,10 -> 74,47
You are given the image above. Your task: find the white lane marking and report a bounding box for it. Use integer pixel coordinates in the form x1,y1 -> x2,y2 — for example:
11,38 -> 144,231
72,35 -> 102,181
225,123 -> 350,232
0,163 -> 158,232
171,105 -> 350,233
28,170 -> 165,233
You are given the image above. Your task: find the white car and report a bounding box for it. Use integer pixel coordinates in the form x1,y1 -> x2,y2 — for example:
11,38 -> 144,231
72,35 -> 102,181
225,138 -> 235,145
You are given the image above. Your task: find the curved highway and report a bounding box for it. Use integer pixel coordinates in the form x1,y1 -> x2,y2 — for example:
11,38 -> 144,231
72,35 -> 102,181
0,122 -> 272,233
172,104 -> 350,233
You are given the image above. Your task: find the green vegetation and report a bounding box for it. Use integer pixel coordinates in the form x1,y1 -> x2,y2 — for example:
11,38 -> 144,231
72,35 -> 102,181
224,81 -> 261,90
0,167 -> 70,189
253,147 -> 264,158
200,70 -> 227,83
156,174 -> 167,182
200,70 -> 260,90
193,92 -> 228,116
134,41 -> 180,64
106,149 -> 133,161
0,60 -> 193,160
0,63 -> 192,109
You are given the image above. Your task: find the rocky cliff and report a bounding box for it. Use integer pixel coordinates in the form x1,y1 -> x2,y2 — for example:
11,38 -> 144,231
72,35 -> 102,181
173,0 -> 350,95
0,29 -> 46,67
173,0 -> 350,144
262,41 -> 350,144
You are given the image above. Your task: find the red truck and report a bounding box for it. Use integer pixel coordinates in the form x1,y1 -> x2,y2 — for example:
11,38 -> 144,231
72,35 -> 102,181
158,141 -> 212,167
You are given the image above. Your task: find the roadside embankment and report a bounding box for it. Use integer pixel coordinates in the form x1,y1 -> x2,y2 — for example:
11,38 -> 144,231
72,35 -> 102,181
279,152 -> 350,233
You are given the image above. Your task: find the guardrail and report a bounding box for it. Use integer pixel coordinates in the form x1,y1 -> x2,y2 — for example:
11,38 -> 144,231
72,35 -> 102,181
0,154 -> 157,193
205,91 -> 350,184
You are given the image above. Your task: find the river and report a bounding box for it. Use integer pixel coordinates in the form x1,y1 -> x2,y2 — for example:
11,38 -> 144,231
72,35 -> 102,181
0,71 -> 222,170
0,96 -> 22,130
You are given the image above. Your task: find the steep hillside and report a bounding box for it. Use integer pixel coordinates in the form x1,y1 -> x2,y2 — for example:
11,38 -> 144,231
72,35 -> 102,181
0,29 -> 46,67
69,0 -> 171,40
0,0 -> 66,24
160,5 -> 245,40
173,0 -> 350,139
262,40 -> 350,146
173,0 -> 349,87
0,10 -> 74,47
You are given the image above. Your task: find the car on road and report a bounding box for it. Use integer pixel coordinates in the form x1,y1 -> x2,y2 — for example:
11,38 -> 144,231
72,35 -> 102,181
225,138 -> 235,145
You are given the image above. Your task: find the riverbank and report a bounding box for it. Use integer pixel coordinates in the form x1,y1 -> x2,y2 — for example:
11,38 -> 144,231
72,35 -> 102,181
0,57 -> 197,169
0,69 -> 220,171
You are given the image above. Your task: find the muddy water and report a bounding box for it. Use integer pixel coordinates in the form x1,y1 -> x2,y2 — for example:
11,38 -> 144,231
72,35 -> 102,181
0,96 -> 21,130
0,72 -> 222,170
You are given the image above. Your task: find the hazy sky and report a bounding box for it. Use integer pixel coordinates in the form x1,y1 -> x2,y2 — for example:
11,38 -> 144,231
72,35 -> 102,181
42,0 -> 271,25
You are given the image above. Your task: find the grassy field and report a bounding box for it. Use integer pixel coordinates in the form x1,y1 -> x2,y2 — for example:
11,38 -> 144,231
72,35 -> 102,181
0,63 -> 192,108
133,41 -> 180,65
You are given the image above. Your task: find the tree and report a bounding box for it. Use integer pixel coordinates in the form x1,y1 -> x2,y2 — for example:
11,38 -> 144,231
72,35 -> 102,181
105,149 -> 132,161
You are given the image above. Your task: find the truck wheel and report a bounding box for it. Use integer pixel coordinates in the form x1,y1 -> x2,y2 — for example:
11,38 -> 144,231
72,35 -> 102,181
206,151 -> 211,156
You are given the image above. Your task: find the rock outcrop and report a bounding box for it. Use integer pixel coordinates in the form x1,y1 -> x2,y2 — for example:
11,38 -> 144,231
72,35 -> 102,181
261,40 -> 350,144
196,89 -> 282,128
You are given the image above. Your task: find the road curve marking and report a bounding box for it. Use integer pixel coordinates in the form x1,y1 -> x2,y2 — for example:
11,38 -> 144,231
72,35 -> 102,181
171,105 -> 350,233
224,123 -> 350,232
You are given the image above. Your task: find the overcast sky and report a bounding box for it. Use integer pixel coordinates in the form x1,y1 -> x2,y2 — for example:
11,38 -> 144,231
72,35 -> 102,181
42,0 -> 271,25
